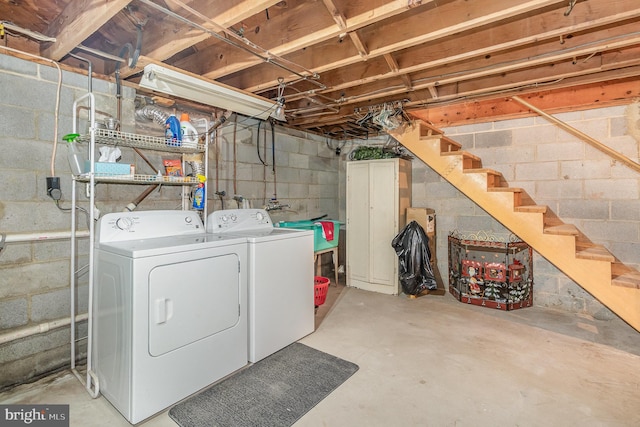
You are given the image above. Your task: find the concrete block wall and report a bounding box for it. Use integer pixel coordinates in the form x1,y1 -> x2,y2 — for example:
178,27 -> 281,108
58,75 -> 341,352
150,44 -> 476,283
210,121 -> 340,223
410,102 -> 640,320
0,52 -> 340,390
0,53 -> 133,390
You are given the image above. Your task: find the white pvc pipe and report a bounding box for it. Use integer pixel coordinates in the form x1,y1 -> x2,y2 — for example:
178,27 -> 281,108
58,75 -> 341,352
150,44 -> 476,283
0,313 -> 88,346
3,230 -> 90,244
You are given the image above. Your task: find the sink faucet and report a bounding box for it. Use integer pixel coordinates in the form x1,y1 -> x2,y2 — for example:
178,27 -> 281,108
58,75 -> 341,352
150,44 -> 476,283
263,199 -> 290,211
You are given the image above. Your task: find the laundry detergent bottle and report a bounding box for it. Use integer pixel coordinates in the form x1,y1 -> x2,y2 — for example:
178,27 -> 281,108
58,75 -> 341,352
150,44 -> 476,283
193,174 -> 206,210
165,114 -> 181,146
180,113 -> 198,149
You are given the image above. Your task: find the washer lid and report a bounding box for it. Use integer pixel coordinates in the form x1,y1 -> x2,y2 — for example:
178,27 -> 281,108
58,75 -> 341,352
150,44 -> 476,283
97,233 -> 247,258
226,227 -> 314,243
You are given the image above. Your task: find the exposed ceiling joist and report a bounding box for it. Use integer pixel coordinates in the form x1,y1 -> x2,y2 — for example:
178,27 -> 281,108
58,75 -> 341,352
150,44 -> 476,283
3,0 -> 638,138
41,0 -> 132,61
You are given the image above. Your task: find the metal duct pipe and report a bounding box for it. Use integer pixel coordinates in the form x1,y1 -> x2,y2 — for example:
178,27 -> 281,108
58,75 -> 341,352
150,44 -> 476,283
135,105 -> 170,126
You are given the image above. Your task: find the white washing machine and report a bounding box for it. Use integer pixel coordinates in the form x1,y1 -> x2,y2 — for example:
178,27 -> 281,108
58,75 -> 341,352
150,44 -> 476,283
207,209 -> 315,363
92,210 -> 248,424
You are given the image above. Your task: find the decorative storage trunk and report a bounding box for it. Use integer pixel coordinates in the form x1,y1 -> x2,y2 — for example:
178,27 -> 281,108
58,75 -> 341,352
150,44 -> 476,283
448,231 -> 533,310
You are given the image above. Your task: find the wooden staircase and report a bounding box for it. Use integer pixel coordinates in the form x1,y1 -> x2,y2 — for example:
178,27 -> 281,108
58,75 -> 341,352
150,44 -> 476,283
389,121 -> 640,332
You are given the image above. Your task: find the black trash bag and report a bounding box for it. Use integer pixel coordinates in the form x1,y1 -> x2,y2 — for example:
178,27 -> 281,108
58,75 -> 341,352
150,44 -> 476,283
391,220 -> 437,295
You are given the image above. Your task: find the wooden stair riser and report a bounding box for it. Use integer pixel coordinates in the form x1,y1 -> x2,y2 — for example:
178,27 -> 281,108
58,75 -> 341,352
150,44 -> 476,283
488,189 -> 522,207
512,211 -> 545,231
464,170 -> 503,190
440,138 -> 462,153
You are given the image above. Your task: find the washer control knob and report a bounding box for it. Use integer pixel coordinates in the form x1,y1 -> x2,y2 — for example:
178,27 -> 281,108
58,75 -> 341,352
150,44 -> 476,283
256,212 -> 264,221
115,217 -> 134,231
221,215 -> 228,222
185,216 -> 192,224
230,214 -> 237,222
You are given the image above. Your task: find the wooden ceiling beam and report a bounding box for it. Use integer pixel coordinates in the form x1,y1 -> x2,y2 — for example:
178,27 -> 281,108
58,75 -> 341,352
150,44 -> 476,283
223,0 -> 570,92
383,53 -> 412,89
314,0 -> 640,97
383,54 -> 399,73
190,0 -> 437,81
285,54 -> 640,126
321,0 -> 368,58
308,26 -> 640,109
274,0 -> 640,109
410,78 -> 640,128
118,0 -> 281,78
321,0 -> 347,30
349,32 -> 369,58
41,0 -> 132,61
403,65 -> 640,113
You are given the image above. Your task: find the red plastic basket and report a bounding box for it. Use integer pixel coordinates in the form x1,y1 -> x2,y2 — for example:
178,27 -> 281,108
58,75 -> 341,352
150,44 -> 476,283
314,276 -> 330,306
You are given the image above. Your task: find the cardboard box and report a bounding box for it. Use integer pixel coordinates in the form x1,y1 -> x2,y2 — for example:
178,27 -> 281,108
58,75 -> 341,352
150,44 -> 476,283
406,208 -> 436,262
406,207 -> 444,291
407,207 -> 435,234
163,159 -> 183,177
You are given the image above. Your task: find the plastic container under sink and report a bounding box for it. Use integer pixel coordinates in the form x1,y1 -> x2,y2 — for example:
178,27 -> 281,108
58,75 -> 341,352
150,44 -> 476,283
276,220 -> 341,251
314,276 -> 330,306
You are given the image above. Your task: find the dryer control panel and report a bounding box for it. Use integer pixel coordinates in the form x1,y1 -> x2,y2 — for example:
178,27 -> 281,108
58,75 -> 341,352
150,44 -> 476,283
207,209 -> 272,233
97,210 -> 204,243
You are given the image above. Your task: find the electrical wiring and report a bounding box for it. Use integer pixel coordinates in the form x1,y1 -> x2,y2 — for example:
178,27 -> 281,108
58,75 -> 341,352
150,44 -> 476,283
138,0 -> 321,87
55,200 -> 92,230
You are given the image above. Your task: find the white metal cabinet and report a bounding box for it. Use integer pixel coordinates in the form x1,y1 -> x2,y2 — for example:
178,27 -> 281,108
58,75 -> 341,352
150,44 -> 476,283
346,158 -> 411,295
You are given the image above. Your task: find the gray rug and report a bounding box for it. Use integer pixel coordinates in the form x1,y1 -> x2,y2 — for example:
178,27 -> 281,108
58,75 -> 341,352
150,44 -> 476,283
169,343 -> 359,427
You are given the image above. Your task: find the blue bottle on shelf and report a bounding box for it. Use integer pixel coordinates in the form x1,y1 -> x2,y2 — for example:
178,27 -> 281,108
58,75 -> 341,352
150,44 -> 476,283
193,175 -> 206,210
165,114 -> 181,146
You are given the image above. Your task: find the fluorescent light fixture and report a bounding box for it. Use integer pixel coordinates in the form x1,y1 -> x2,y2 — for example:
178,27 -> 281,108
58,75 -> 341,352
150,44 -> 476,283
139,63 -> 276,120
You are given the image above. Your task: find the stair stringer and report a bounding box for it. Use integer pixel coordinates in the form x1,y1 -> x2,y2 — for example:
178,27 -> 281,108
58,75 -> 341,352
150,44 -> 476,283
389,122 -> 640,332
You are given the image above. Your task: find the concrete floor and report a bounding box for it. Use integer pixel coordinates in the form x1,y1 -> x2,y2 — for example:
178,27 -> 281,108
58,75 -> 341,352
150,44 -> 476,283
2,282 -> 640,426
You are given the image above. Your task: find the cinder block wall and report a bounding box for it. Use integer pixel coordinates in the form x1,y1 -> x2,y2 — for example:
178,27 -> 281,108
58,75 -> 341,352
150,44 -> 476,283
411,103 -> 640,319
0,53 -> 130,390
0,53 -> 339,390
210,121 -> 340,222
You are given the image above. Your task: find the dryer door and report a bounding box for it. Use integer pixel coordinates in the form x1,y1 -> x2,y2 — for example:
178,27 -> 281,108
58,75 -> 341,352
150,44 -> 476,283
148,253 -> 240,356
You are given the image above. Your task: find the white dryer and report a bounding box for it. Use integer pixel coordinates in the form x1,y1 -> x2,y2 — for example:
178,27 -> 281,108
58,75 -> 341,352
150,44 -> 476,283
207,209 -> 315,363
93,210 -> 248,424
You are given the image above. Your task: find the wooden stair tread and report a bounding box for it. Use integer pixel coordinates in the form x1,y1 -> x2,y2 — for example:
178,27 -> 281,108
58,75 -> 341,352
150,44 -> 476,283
488,187 -> 522,193
440,151 -> 481,161
419,123 -> 445,137
544,224 -> 579,235
576,245 -> 615,262
440,136 -> 462,152
464,168 -> 502,176
515,205 -> 548,213
611,271 -> 640,289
